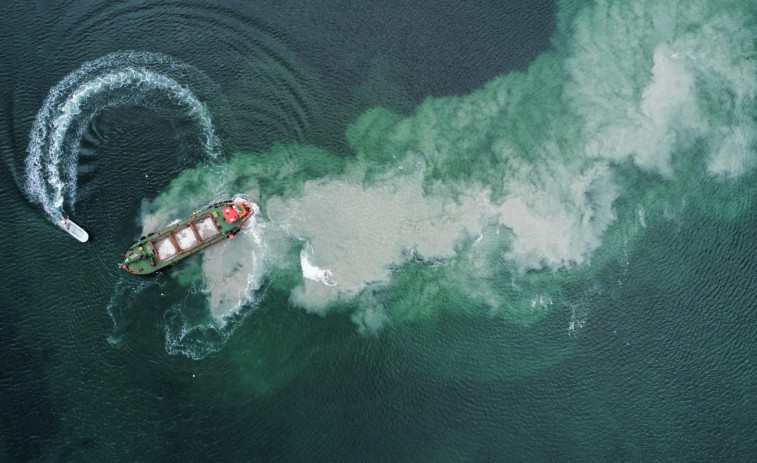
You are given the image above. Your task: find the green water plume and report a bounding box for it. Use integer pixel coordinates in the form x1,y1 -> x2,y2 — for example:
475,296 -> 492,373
128,0 -> 757,363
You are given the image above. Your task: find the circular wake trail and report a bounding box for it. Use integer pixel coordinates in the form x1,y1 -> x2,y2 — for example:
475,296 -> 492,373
25,51 -> 221,223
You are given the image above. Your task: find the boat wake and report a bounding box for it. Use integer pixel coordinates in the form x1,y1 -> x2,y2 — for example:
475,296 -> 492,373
25,51 -> 223,227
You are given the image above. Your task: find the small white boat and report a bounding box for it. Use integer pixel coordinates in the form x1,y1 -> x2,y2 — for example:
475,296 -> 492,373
58,218 -> 89,242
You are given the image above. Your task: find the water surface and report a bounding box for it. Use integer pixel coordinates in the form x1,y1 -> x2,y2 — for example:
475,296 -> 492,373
1,0 -> 755,460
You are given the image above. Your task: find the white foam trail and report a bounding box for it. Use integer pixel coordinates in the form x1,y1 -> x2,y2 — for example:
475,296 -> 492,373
25,51 -> 221,223
300,243 -> 337,286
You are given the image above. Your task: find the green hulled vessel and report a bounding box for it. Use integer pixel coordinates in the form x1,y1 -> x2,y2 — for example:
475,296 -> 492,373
120,199 -> 254,275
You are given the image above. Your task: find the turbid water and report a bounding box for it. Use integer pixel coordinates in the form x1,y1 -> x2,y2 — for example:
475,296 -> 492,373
1,0 -> 756,461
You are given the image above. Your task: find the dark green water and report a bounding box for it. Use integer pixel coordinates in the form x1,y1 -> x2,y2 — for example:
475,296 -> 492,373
1,0 -> 756,461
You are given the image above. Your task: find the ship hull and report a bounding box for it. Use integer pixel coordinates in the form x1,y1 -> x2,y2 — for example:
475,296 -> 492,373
120,200 -> 254,275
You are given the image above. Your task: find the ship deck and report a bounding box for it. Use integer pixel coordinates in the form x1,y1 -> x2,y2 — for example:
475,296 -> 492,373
121,201 -> 251,275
